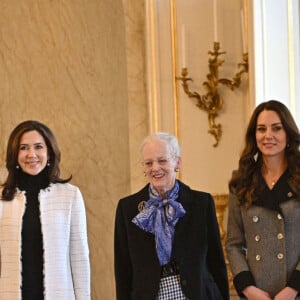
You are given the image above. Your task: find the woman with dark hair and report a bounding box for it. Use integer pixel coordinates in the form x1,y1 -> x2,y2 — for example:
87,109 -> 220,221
0,120 -> 90,299
114,132 -> 229,300
226,100 -> 300,300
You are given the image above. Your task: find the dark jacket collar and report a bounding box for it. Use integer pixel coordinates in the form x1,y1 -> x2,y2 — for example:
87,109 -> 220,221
254,170 -> 298,211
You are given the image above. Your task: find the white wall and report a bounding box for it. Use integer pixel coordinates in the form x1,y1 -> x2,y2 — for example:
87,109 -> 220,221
251,0 -> 300,126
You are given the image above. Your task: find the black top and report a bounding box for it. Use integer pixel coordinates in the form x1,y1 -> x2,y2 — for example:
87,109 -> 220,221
254,169 -> 292,211
17,168 -> 49,300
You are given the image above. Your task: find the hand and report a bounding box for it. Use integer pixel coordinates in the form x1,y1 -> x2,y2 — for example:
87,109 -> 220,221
273,286 -> 298,300
242,285 -> 272,300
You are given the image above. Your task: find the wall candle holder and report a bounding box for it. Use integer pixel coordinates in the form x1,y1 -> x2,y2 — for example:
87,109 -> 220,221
176,42 -> 248,147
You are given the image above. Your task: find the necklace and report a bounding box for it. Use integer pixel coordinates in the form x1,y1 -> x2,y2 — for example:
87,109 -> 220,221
262,161 -> 287,188
266,174 -> 280,187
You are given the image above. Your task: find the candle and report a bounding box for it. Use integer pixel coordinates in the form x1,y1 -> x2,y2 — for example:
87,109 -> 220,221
240,8 -> 246,53
244,0 -> 248,51
181,24 -> 186,67
213,0 -> 218,41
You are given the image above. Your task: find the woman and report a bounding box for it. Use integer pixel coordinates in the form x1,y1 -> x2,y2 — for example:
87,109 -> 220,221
114,132 -> 229,300
0,120 -> 90,299
226,100 -> 300,300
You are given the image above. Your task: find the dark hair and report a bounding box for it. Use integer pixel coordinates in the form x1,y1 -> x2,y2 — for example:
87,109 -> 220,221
1,120 -> 71,200
229,100 -> 300,207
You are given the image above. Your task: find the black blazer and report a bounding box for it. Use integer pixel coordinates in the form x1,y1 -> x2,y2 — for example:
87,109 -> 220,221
114,180 -> 229,300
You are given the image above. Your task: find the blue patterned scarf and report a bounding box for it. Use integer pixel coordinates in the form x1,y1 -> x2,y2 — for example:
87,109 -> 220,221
132,181 -> 186,265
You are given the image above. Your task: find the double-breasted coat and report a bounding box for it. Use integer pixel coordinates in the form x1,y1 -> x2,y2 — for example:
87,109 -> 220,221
226,178 -> 300,299
114,180 -> 229,300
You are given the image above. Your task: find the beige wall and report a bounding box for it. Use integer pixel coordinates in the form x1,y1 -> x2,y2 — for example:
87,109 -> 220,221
0,1 -> 138,299
123,0 -> 149,193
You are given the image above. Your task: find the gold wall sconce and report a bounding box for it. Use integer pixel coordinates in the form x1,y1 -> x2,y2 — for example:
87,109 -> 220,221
176,42 -> 248,147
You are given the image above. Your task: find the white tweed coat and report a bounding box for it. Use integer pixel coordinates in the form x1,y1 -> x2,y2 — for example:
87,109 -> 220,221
0,183 -> 90,300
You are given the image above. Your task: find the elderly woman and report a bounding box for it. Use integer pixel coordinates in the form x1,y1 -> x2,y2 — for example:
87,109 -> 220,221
114,132 -> 229,300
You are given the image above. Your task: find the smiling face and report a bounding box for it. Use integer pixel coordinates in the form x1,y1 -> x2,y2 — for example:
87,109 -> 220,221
256,109 -> 287,159
18,130 -> 49,175
142,139 -> 181,197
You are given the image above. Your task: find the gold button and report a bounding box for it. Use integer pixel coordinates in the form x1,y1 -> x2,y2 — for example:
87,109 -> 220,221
256,255 -> 261,261
255,235 -> 260,242
287,192 -> 293,197
253,216 -> 259,223
277,253 -> 284,260
277,233 -> 283,239
277,214 -> 282,220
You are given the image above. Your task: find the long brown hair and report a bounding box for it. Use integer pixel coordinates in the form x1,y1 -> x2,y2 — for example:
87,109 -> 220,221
1,120 -> 71,200
229,100 -> 300,207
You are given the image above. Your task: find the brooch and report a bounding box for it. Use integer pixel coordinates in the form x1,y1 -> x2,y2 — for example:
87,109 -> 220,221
138,201 -> 146,212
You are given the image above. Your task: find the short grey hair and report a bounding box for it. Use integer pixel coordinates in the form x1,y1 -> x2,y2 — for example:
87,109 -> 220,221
140,132 -> 181,158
